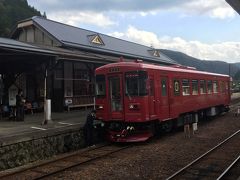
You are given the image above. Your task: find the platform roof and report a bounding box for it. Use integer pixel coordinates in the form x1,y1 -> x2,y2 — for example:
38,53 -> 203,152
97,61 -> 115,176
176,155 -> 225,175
0,37 -> 56,73
12,16 -> 176,65
226,0 -> 240,14
0,37 -> 55,55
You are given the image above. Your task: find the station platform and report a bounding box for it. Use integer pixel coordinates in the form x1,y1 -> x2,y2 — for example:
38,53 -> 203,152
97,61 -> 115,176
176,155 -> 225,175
0,109 -> 101,171
0,110 -> 89,145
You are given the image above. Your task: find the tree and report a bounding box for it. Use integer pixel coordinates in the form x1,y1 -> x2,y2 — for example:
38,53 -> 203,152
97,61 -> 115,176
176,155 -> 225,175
0,0 -> 44,37
234,70 -> 240,80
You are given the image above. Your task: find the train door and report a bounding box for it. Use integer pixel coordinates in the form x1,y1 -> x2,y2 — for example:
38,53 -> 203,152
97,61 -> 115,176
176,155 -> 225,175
108,74 -> 124,120
149,75 -> 157,118
159,77 -> 170,120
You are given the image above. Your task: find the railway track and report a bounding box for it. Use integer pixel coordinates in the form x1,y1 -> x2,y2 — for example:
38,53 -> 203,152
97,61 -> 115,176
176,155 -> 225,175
217,154 -> 240,180
167,129 -> 240,180
0,143 -> 131,179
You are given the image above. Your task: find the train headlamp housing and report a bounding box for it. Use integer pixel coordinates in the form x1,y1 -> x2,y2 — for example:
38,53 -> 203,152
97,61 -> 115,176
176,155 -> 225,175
96,105 -> 104,110
129,104 -> 139,110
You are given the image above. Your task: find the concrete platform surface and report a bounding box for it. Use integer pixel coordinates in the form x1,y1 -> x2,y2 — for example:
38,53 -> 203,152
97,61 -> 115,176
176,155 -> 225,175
0,110 -> 90,145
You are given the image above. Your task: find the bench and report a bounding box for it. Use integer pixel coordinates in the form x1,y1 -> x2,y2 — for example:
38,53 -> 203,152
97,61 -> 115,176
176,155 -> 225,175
67,103 -> 94,112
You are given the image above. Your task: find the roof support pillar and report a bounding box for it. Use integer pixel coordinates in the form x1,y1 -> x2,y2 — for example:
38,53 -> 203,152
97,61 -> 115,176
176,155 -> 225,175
42,66 -> 52,125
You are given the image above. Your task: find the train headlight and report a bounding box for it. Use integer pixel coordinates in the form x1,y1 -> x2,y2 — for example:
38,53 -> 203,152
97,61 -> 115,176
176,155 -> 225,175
101,122 -> 105,127
97,105 -> 104,110
129,104 -> 139,110
129,104 -> 134,109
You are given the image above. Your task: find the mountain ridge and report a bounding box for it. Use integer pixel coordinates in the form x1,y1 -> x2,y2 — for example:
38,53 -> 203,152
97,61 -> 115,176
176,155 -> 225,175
160,49 -> 239,77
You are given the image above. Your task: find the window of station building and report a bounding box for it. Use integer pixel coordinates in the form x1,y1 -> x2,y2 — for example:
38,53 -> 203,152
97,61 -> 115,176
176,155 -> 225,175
174,79 -> 180,96
213,81 -> 218,93
73,63 -> 90,96
192,80 -> 198,95
207,80 -> 213,94
64,62 -> 73,97
200,80 -> 206,94
182,79 -> 190,96
161,78 -> 167,96
54,61 -> 64,79
74,69 -> 89,81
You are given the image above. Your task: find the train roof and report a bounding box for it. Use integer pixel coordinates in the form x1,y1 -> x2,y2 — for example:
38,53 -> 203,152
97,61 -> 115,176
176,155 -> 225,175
96,61 -> 230,78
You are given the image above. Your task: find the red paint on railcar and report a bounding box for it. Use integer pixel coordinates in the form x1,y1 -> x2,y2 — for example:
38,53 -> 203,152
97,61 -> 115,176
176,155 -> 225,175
95,61 -> 231,142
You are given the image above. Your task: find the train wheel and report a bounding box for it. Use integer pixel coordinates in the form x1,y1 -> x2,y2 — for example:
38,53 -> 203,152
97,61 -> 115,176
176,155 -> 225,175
162,120 -> 173,133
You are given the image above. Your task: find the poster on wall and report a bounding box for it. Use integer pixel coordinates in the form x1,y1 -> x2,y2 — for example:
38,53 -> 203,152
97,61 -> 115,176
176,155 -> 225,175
9,84 -> 18,106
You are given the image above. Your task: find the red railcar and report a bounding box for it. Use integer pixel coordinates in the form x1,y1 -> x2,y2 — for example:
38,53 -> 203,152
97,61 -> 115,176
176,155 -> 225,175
95,60 -> 231,142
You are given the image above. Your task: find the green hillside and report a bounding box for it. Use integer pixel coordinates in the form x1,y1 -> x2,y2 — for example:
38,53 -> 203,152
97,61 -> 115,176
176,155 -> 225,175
160,49 -> 239,78
0,0 -> 42,37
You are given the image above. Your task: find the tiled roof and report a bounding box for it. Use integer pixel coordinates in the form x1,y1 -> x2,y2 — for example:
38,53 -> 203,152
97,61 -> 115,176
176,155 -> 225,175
30,16 -> 176,65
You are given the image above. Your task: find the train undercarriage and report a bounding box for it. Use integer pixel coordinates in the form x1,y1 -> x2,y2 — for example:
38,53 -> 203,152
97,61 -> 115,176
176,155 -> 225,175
103,105 -> 230,142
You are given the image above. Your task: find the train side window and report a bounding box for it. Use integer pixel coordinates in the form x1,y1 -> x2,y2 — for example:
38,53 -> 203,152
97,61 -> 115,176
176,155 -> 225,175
161,78 -> 167,96
192,80 -> 198,95
174,80 -> 180,96
207,80 -> 212,94
182,79 -> 190,96
200,80 -> 206,94
219,81 -> 223,93
220,81 -> 226,93
225,81 -> 228,93
150,79 -> 154,96
213,81 -> 218,93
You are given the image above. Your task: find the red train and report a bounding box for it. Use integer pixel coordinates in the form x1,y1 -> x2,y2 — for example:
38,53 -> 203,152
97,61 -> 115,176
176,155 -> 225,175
95,60 -> 231,142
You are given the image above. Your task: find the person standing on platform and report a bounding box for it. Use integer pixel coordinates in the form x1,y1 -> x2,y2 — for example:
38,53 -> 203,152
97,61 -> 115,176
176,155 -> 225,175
83,110 -> 96,146
184,114 -> 192,138
16,89 -> 25,121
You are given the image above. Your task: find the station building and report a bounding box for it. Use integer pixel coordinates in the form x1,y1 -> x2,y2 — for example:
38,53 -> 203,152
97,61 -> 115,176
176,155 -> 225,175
0,16 -> 176,112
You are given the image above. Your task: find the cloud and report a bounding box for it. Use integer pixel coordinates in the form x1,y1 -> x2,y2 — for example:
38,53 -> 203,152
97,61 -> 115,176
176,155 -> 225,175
109,26 -> 240,63
28,0 -> 236,19
47,11 -> 117,27
27,0 -> 236,29
28,0 -> 183,12
182,0 -> 236,19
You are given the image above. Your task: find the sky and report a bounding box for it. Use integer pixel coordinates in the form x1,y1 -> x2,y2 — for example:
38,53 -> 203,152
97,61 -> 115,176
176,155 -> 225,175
27,0 -> 240,63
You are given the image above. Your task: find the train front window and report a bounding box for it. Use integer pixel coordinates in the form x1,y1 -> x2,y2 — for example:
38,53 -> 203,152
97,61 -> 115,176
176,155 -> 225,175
96,75 -> 106,97
125,71 -> 148,96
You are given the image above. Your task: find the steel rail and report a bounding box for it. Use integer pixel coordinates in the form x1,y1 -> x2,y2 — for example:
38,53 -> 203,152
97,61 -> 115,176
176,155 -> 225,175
166,129 -> 240,180
33,145 -> 131,180
217,154 -> 240,180
0,143 -> 122,179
